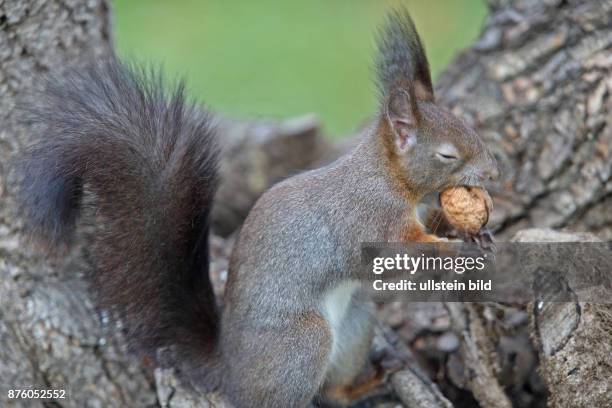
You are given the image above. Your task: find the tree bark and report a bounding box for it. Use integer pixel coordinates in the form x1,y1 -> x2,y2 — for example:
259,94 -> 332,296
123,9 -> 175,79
512,229 -> 611,408
436,0 -> 612,240
435,2 -> 611,407
444,303 -> 513,408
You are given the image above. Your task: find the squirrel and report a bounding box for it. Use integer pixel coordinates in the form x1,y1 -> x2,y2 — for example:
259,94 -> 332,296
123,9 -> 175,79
17,7 -> 498,408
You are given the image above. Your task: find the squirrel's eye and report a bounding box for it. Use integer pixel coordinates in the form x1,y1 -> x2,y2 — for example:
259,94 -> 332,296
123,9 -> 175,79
435,143 -> 460,162
436,152 -> 459,161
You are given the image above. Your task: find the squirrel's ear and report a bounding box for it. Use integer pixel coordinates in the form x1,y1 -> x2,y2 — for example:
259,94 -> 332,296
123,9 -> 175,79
385,88 -> 419,152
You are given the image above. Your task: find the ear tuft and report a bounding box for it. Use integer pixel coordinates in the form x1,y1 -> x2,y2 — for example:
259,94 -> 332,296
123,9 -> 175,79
375,7 -> 434,103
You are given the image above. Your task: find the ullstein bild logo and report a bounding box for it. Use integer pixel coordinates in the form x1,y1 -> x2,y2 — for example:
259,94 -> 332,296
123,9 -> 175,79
361,242 -> 612,303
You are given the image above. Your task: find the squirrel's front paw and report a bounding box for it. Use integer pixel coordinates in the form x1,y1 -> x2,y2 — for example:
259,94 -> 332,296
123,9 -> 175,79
457,228 -> 496,263
471,228 -> 496,252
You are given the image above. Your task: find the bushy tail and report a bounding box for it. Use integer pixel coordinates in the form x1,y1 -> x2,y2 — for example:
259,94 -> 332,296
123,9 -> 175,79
17,59 -> 220,360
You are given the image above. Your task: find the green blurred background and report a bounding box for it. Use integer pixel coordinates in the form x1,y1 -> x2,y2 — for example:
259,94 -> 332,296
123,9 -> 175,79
114,0 -> 487,137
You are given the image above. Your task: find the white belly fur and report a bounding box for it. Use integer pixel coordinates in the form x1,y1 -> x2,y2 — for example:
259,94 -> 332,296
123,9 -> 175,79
321,280 -> 360,362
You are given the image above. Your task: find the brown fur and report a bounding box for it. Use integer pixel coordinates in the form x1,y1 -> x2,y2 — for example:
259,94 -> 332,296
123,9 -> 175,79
401,218 -> 443,243
324,366 -> 386,405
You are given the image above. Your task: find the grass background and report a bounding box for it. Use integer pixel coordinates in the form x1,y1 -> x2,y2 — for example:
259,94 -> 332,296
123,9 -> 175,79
114,0 -> 487,137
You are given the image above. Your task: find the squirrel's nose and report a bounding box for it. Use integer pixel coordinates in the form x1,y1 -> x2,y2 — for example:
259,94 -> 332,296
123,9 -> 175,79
479,161 -> 500,181
476,155 -> 500,181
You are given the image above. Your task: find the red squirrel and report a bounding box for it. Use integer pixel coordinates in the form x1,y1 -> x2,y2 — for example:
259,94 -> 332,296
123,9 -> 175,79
17,8 -> 498,408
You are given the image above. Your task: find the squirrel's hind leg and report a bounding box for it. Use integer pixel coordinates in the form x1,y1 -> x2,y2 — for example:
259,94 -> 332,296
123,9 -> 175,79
317,296 -> 386,407
222,311 -> 332,408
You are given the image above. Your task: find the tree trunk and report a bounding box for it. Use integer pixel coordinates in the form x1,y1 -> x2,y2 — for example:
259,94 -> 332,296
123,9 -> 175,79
436,0 -> 612,240
435,1 -> 611,407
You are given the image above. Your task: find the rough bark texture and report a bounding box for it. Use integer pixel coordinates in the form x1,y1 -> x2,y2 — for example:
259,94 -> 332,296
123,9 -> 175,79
444,303 -> 513,408
374,325 -> 454,408
513,229 -> 611,408
436,0 -> 612,240
434,2 -> 612,407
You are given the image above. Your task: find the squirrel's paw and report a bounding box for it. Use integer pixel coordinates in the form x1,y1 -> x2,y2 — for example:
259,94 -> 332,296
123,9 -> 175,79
472,228 -> 496,252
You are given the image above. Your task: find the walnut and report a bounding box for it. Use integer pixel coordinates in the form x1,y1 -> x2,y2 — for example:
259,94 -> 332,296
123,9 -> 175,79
440,187 -> 493,235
